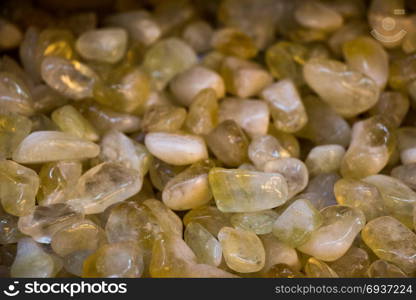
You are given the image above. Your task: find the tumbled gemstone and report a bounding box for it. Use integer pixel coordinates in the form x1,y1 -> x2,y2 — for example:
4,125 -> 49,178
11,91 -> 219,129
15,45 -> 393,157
397,127 -> 416,165
305,173 -> 340,209
369,92 -> 409,128
105,10 -> 161,46
265,41 -> 307,86
185,88 -> 218,136
260,234 -> 301,274
181,21 -> 213,53
0,71 -> 34,116
184,222 -> 222,266
35,29 -> 75,63
328,246 -> 369,278
51,105 -> 99,141
362,216 -> 416,274
11,237 -> 61,278
230,210 -> 278,235
12,131 -> 100,164
0,113 -> 32,159
328,20 -> 368,56
362,175 -> 416,228
248,135 -> 290,170
298,206 -> 366,261
305,145 -> 345,176
295,1 -> 343,32
145,132 -> 208,166
169,66 -> 224,106
142,105 -> 187,133
367,260 -> 408,278
209,168 -> 289,213
142,38 -> 197,90
83,242 -> 144,278
391,163 -> 416,190
183,206 -> 231,237
162,160 -> 213,211
218,98 -> 269,138
206,120 -> 249,167
99,130 -> 151,175
341,116 -> 395,179
297,96 -> 351,147
68,162 -> 142,214
218,227 -> 265,273
263,158 -> 309,199
260,79 -> 307,133
0,206 -> 21,245
269,128 -> 300,158
303,58 -> 379,117
41,57 -> 98,100
149,158 -> 184,191
211,28 -> 257,59
0,160 -> 39,217
76,28 -> 128,64
18,203 -> 83,243
273,199 -> 322,247
334,178 -> 384,221
220,56 -> 272,98
32,84 -> 68,114
304,257 -> 338,278
343,36 -> 389,89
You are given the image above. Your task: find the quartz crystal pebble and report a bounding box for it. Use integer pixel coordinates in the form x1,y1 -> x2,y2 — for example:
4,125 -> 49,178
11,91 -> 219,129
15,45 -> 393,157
18,203 -> 83,244
0,113 -> 32,159
11,238 -> 61,278
260,79 -> 307,133
185,88 -> 218,136
182,21 -> 213,53
304,257 -> 338,278
230,210 -> 278,235
67,162 -> 142,214
367,260 -> 408,278
369,92 -> 409,128
391,163 -> 416,190
211,28 -> 258,59
341,116 -> 394,179
0,160 -> 39,217
162,160 -> 213,211
142,38 -> 197,90
145,132 -> 208,166
76,28 -> 128,64
218,98 -> 269,138
183,206 -> 231,237
206,120 -> 249,167
41,57 -> 98,100
272,199 -> 322,248
248,135 -> 290,171
303,58 -> 379,118
328,247 -> 370,278
297,206 -> 366,261
142,105 -> 186,133
294,0 -> 343,32
209,168 -> 289,213
0,206 -> 21,245
304,173 -> 340,209
218,227 -> 265,273
0,71 -> 34,116
362,175 -> 416,228
184,222 -> 222,267
305,145 -> 345,176
362,216 -> 416,274
12,131 -> 100,164
397,127 -> 416,165
169,66 -> 225,106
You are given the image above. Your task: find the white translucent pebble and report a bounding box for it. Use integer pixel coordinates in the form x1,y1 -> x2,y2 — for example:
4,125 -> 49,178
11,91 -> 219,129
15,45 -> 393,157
68,162 -> 142,214
145,132 -> 208,166
105,10 -> 161,46
76,28 -> 128,64
305,145 -> 345,176
0,18 -> 22,50
260,79 -> 307,133
295,0 -> 343,32
248,135 -> 291,170
41,57 -> 98,100
218,98 -> 269,138
260,234 -> 301,273
170,66 -> 225,106
12,131 -> 100,164
11,237 -> 60,278
297,205 -> 366,262
263,158 -> 309,199
303,58 -> 379,118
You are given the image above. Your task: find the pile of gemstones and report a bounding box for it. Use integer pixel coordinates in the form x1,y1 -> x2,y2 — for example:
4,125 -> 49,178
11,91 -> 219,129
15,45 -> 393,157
0,0 -> 416,278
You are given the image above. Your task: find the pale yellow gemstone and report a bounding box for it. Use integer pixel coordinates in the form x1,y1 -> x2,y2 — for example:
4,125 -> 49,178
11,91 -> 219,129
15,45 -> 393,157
297,205 -> 366,261
185,88 -> 218,136
12,131 -> 100,164
182,21 -> 213,53
142,105 -> 187,133
367,260 -> 408,278
261,79 -> 307,133
305,145 -> 345,176
169,66 -> 225,106
183,206 -> 231,237
218,227 -> 265,273
0,113 -> 32,159
304,257 -> 339,278
218,98 -> 269,138
369,92 -> 409,128
0,160 -> 39,217
230,210 -> 278,235
362,216 -> 416,274
209,168 -> 289,213
328,246 -> 369,278
295,0 -> 343,32
248,135 -> 291,170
